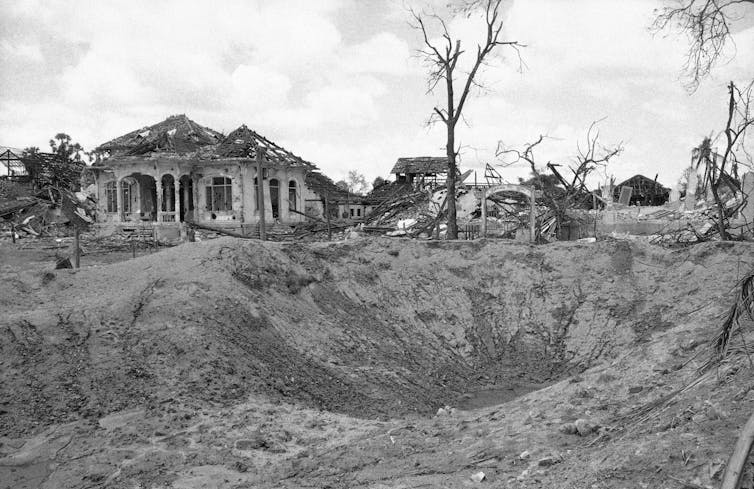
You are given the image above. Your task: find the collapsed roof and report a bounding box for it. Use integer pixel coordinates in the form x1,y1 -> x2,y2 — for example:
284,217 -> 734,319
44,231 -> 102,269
96,114 -> 223,157
364,180 -> 413,205
94,115 -> 320,171
215,125 -> 315,168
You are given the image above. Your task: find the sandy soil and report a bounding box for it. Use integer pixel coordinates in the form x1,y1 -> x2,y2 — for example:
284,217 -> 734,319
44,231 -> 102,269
1,236 -> 754,488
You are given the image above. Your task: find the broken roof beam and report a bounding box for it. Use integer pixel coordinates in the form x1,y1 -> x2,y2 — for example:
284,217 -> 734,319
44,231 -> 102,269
546,163 -> 571,189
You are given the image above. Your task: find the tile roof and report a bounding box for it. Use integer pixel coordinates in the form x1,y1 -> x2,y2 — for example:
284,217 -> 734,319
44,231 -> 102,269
95,115 -> 320,170
390,156 -> 448,175
215,125 -> 315,168
96,114 -> 223,156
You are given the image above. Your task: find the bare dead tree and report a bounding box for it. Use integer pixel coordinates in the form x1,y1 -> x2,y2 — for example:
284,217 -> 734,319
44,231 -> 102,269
411,0 -> 523,239
653,0 -> 754,91
693,81 -> 754,239
497,122 -> 622,239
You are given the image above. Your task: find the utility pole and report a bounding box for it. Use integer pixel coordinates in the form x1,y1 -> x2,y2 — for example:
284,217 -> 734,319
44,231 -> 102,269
324,190 -> 332,240
480,188 -> 487,238
256,147 -> 266,241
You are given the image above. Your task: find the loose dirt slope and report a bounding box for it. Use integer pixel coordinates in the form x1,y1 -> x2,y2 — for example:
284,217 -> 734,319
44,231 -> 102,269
1,237 -> 753,488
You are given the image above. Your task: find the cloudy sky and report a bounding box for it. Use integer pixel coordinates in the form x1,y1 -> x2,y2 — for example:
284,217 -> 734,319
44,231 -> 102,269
1,0 -> 753,188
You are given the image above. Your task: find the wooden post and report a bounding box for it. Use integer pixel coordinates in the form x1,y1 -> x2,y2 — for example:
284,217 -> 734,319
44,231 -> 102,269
325,191 -> 332,240
10,223 -> 15,244
256,148 -> 266,241
529,188 -> 536,244
722,410 -> 754,489
132,240 -> 136,259
73,226 -> 80,268
480,188 -> 487,238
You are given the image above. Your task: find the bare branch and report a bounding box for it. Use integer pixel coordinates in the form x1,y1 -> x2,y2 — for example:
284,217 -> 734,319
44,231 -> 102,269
652,0 -> 754,91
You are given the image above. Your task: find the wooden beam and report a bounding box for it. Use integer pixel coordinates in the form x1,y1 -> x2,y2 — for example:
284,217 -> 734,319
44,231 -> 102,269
256,148 -> 266,241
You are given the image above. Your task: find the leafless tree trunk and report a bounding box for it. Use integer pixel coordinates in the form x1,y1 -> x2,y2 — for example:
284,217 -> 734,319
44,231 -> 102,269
694,81 -> 754,239
653,0 -> 754,91
411,0 -> 522,239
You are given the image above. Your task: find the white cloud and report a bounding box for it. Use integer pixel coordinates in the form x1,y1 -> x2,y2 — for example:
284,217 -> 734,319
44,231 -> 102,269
230,64 -> 292,112
340,32 -> 411,75
0,40 -> 43,62
263,75 -> 387,130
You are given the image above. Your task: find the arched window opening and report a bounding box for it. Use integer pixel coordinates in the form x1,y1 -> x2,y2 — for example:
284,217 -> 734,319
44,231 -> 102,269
120,178 -> 136,215
269,178 -> 280,219
288,181 -> 297,211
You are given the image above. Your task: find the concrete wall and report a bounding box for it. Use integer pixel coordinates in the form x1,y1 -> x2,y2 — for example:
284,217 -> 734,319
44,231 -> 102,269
93,158 -> 308,231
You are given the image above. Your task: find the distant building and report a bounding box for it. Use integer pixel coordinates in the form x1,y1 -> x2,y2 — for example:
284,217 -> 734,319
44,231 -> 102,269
612,174 -> 669,206
390,156 -> 448,187
89,114 -> 338,238
303,172 -> 371,221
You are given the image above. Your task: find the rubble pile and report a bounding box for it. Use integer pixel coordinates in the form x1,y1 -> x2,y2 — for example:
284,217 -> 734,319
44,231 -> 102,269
0,186 -> 96,240
363,186 -> 429,230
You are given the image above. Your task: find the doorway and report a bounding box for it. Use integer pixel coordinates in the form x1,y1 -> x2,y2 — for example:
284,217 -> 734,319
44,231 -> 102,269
179,175 -> 194,222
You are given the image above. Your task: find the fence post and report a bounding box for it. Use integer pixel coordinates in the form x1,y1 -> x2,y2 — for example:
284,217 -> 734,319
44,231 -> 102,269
529,188 -> 536,243
481,188 -> 487,238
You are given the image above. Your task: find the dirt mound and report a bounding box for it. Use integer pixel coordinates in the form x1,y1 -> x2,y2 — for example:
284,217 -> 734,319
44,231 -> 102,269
1,237 -> 746,438
3,237 -> 754,488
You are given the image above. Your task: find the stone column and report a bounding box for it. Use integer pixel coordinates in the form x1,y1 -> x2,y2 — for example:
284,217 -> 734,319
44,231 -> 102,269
192,176 -> 199,221
156,179 -> 163,222
174,180 -> 180,222
181,181 -> 189,219
116,178 -> 124,222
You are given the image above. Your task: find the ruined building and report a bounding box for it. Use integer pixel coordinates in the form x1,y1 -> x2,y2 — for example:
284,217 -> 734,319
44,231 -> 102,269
391,156 -> 449,188
89,115 -> 338,238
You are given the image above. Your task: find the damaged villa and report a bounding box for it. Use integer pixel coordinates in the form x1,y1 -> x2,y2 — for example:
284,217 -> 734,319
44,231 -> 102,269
88,114 -> 371,240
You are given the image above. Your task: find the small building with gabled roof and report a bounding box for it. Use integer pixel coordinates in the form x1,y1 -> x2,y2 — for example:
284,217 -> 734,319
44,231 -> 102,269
391,156 -> 449,187
612,174 -> 670,206
89,114 -> 322,237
